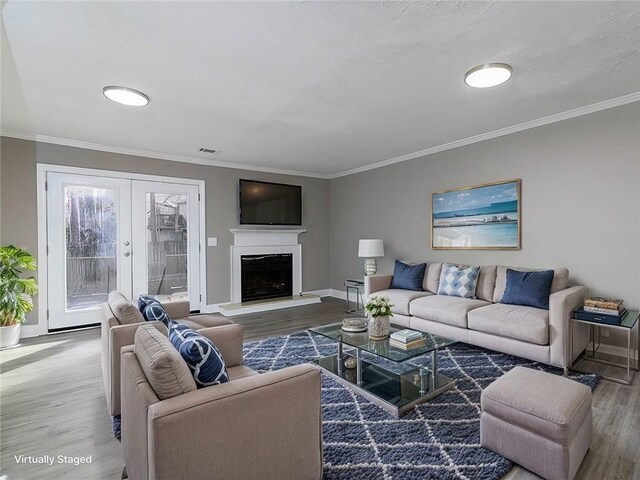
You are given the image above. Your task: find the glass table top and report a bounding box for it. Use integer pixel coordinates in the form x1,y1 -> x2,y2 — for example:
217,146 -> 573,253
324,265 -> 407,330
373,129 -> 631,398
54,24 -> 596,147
309,322 -> 457,362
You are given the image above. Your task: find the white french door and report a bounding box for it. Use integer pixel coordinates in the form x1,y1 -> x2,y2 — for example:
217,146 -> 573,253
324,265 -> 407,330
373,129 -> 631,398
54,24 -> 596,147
131,181 -> 200,309
46,172 -> 201,330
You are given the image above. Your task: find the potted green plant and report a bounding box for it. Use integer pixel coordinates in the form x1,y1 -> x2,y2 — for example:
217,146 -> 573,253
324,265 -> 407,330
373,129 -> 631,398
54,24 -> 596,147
364,295 -> 393,340
0,245 -> 38,348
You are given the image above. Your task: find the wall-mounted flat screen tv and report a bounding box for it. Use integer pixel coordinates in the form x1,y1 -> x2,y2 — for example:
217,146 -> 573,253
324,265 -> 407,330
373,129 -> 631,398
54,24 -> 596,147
239,179 -> 302,226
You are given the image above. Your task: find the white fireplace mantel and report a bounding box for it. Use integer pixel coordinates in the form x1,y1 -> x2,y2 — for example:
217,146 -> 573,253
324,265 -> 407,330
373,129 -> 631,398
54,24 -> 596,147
228,228 -> 307,305
229,228 -> 307,247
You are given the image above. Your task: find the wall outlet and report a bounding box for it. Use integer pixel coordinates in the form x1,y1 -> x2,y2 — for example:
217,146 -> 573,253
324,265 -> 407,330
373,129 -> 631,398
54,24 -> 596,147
601,329 -> 610,338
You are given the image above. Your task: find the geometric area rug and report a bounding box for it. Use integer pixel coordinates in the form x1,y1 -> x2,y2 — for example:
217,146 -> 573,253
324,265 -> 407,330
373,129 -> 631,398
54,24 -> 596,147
242,331 -> 601,480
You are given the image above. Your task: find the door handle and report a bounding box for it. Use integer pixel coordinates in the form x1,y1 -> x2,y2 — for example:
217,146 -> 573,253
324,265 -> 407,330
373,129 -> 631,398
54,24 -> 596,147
124,251 -> 131,257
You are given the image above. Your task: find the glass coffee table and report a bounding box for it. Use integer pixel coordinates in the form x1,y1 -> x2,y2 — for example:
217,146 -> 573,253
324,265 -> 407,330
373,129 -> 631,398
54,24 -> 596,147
309,322 -> 457,417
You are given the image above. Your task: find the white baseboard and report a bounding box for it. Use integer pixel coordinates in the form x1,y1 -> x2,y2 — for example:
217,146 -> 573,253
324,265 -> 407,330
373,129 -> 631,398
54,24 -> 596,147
20,324 -> 47,338
204,303 -> 227,314
329,289 -> 347,300
303,289 -> 332,297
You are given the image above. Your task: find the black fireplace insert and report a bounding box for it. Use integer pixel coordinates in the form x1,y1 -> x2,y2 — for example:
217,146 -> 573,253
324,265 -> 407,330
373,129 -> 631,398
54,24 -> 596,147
240,254 -> 293,302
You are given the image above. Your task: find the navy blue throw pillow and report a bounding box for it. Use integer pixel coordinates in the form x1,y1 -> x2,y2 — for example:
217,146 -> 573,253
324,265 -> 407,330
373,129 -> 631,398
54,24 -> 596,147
137,295 -> 171,328
501,269 -> 555,310
390,261 -> 426,291
169,322 -> 229,388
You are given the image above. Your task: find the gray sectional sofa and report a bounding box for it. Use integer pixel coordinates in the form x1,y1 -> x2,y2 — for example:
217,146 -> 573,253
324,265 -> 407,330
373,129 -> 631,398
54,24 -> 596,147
365,263 -> 589,371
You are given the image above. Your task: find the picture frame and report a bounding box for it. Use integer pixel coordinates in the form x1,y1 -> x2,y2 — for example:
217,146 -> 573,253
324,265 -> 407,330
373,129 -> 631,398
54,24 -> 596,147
431,179 -> 521,250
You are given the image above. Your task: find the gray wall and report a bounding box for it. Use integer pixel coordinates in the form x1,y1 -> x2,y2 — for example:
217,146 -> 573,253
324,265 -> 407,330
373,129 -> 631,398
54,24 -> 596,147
0,138 -> 331,324
331,103 -> 640,346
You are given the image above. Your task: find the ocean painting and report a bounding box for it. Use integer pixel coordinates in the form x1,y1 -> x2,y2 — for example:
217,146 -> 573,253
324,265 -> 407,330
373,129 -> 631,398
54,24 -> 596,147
432,179 -> 521,249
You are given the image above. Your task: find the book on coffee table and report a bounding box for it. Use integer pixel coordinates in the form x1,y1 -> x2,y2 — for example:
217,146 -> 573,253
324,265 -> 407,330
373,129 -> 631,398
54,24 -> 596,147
390,329 -> 423,343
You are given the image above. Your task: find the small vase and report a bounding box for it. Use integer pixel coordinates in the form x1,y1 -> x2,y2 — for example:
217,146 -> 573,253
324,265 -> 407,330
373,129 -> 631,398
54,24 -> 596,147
368,315 -> 390,340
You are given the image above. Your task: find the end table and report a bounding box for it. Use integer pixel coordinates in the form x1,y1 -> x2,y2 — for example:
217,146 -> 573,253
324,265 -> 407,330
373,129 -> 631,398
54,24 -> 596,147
344,279 -> 365,313
570,309 -> 639,385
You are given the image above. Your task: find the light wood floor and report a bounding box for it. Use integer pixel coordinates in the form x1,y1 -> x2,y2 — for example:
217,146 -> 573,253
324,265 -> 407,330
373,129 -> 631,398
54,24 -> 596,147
1,297 -> 637,479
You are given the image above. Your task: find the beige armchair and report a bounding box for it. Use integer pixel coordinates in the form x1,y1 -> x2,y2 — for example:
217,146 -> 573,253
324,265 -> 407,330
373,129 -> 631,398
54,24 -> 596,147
120,324 -> 323,480
101,291 -> 233,417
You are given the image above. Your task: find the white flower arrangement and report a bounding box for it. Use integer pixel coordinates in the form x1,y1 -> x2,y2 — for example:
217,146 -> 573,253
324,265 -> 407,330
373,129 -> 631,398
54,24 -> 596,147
364,295 -> 393,318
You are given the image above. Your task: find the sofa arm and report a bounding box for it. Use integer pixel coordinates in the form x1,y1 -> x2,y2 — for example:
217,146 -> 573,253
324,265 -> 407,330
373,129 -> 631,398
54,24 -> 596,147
160,298 -> 190,320
198,324 -> 245,368
364,274 -> 393,298
549,286 -> 588,368
148,364 -> 323,480
107,321 -> 167,417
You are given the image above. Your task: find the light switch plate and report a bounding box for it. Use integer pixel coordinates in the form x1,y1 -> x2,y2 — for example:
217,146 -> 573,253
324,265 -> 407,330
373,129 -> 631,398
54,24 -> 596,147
207,237 -> 217,247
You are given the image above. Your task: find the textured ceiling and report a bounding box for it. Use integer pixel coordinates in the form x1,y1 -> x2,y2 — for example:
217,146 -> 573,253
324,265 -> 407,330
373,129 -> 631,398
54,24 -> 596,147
1,1 -> 639,177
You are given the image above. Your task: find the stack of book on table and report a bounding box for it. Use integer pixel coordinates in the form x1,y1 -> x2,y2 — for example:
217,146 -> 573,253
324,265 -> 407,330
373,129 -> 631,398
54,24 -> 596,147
389,329 -> 426,350
574,297 -> 628,325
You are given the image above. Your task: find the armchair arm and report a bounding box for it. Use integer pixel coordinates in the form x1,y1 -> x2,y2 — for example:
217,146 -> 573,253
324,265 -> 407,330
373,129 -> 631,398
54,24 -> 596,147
197,324 -> 245,368
107,321 -> 167,417
160,298 -> 190,320
549,286 -> 588,368
148,364 -> 322,480
364,274 -> 393,298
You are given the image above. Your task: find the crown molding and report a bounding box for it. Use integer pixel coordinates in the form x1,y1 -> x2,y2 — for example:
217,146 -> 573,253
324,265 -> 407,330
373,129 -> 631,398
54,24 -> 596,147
0,130 -> 332,179
328,91 -> 640,179
2,91 -> 638,180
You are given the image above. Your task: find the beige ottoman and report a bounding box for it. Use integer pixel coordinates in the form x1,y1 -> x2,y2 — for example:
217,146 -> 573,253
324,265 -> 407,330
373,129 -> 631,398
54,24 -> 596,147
480,367 -> 592,480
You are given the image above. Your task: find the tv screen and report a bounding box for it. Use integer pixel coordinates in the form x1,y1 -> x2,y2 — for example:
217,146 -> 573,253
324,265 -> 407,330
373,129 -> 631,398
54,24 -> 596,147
239,179 -> 302,226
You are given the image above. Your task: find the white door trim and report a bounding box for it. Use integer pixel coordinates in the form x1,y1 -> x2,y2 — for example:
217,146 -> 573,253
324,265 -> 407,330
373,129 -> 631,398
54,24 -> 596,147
34,163 -> 207,337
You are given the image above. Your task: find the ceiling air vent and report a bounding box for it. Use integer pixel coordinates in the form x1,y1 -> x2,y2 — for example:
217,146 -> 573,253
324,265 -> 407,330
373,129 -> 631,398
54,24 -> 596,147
199,148 -> 217,154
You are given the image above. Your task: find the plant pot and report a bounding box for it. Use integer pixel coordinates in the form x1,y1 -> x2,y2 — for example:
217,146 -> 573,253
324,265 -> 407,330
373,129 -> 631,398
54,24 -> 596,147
368,315 -> 390,340
0,324 -> 21,349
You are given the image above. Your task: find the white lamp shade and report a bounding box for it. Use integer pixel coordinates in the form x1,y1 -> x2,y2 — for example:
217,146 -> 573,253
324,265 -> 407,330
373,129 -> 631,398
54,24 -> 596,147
358,239 -> 384,258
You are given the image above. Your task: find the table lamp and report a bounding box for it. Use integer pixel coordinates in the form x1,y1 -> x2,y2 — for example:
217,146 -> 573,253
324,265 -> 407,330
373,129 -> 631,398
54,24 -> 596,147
358,239 -> 384,276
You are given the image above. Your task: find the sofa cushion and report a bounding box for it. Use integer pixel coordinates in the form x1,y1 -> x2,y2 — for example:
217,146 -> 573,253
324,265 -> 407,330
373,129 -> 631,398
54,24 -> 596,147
438,263 -> 481,299
138,295 -> 172,327
409,295 -> 490,328
169,323 -> 229,387
481,366 -> 592,443
423,262 -> 443,293
372,289 -> 433,316
468,303 -> 549,345
390,261 -> 426,291
108,291 -> 144,325
493,266 -> 569,303
502,269 -> 555,310
476,266 -> 498,302
134,323 -> 197,400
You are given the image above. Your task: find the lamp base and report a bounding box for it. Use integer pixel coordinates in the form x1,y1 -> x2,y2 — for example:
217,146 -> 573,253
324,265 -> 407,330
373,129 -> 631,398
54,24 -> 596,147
364,257 -> 377,276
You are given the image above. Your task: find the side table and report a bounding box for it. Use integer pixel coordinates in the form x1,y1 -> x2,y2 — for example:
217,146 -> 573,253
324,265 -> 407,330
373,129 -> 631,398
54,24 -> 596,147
344,279 -> 365,313
570,309 -> 639,385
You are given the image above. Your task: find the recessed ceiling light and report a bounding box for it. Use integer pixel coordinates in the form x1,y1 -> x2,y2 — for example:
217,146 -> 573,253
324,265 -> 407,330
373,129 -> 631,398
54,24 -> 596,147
103,86 -> 149,106
464,63 -> 512,88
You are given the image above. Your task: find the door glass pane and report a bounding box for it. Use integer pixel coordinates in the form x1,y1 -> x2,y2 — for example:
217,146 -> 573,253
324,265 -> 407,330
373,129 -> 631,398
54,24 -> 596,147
65,186 -> 118,310
146,193 -> 189,300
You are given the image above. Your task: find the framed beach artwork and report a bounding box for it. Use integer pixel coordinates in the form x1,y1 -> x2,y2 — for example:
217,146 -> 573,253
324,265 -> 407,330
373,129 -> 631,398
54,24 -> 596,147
431,179 -> 521,250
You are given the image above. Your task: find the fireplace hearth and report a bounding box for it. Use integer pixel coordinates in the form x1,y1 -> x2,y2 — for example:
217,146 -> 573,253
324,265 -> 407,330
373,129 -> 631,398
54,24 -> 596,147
241,254 -> 293,302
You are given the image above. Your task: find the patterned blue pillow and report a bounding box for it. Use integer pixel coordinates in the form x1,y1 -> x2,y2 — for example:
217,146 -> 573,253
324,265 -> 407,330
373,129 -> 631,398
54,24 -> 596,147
137,295 -> 171,328
437,263 -> 480,299
169,322 -> 229,388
